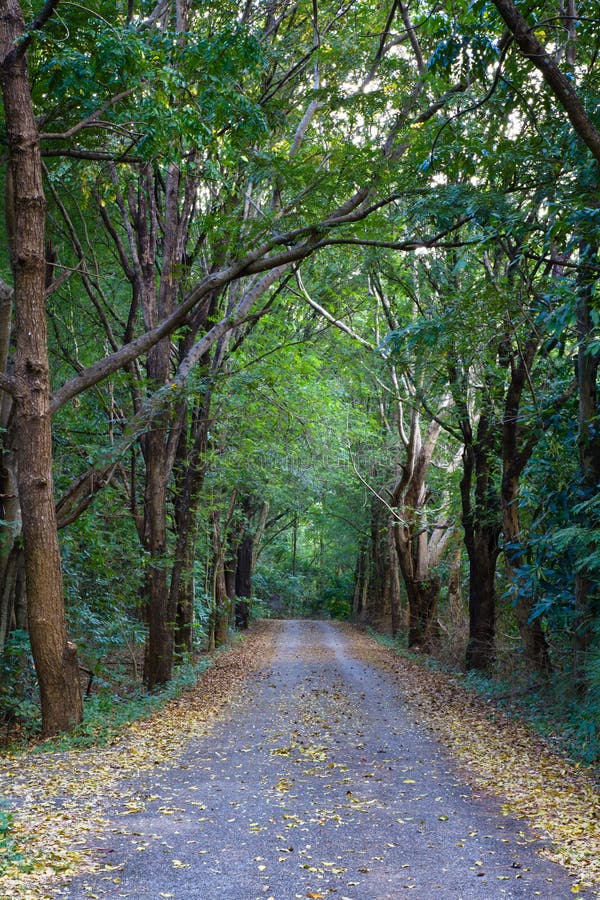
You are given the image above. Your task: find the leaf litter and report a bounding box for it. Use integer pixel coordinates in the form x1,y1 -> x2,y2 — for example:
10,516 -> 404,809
0,622 -> 275,899
344,626 -> 600,895
1,621 -> 599,897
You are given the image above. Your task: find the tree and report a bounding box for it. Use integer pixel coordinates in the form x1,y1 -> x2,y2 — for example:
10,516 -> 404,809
3,0 -> 453,729
0,0 -> 83,734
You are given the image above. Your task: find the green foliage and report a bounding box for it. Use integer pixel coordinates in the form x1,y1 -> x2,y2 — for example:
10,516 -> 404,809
247,596 -> 273,621
253,568 -> 310,618
547,495 -> 600,580
0,631 -> 40,733
0,799 -> 31,876
30,12 -> 268,163
464,665 -> 600,766
60,494 -> 147,683
1,0 -> 599,748
38,656 -> 211,753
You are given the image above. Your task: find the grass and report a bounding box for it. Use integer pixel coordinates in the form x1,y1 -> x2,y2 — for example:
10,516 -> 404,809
0,645 -> 230,756
36,654 -> 216,753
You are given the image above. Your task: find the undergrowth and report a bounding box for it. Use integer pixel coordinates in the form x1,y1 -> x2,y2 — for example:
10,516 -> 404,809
2,646 -> 233,755
36,655 -> 213,753
0,801 -> 30,877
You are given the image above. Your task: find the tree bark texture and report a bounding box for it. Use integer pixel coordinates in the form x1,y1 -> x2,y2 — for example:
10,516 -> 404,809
211,511 -> 230,648
0,0 -> 82,734
170,410 -> 210,657
460,427 -> 501,672
138,164 -> 182,689
391,406 -> 448,650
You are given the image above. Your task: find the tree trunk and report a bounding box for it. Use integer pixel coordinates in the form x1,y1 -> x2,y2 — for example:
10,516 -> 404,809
460,433 -> 501,672
138,165 -> 180,689
390,396 -> 452,651
142,426 -> 172,688
0,278 -> 18,649
0,449 -> 21,647
0,545 -> 24,648
387,520 -> 402,638
0,1 -> 82,734
169,398 -> 211,657
173,539 -> 195,657
406,576 -> 441,650
211,512 -> 230,648
465,541 -> 497,670
394,528 -> 442,651
352,545 -> 368,624
215,591 -> 230,647
235,534 -> 252,628
224,547 -> 237,602
362,501 -> 390,629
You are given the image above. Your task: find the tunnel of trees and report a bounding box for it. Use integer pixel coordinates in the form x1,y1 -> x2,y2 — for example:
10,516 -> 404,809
0,0 -> 598,755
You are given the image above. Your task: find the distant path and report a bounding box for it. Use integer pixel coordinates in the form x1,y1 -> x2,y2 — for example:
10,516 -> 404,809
59,620 -> 582,899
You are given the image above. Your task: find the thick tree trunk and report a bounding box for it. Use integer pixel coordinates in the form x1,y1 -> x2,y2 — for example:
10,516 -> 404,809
465,541 -> 497,670
459,433 -> 501,672
395,529 -> 442,651
0,1 -> 82,734
390,398 -> 451,650
215,592 -> 230,647
405,576 -> 441,650
169,401 -> 210,657
139,165 -> 181,689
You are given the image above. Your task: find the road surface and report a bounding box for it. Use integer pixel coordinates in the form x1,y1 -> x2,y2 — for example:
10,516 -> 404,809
59,620 -> 583,899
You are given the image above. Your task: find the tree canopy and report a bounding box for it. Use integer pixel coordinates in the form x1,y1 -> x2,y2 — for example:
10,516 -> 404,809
0,0 -> 598,761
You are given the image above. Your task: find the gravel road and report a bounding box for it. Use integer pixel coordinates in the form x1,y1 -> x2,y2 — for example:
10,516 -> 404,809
59,620 -> 584,899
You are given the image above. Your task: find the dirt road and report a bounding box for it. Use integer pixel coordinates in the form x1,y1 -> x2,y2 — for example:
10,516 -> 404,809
58,620 -> 584,899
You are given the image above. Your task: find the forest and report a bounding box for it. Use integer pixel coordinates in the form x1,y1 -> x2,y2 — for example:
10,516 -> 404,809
0,0 -> 598,764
